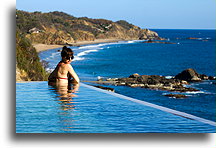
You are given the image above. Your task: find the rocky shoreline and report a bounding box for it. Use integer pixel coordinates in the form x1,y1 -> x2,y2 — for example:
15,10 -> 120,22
86,68 -> 215,98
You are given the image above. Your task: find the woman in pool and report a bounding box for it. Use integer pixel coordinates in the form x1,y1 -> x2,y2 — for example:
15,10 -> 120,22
48,46 -> 80,92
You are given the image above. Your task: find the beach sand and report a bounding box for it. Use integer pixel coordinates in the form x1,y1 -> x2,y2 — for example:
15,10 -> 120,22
33,39 -> 122,52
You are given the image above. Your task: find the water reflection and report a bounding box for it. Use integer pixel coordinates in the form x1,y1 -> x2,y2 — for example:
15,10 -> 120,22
49,83 -> 80,111
47,83 -> 80,131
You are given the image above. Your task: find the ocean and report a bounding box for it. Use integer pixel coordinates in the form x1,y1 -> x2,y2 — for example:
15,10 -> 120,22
39,29 -> 216,122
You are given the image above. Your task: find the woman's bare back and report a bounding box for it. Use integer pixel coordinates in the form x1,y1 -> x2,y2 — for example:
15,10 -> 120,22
48,62 -> 80,85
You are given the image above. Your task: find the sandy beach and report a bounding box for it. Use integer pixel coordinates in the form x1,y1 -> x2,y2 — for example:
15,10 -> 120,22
33,39 -> 122,52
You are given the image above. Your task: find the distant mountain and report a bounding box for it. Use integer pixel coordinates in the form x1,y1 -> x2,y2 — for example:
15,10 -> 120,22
16,10 -> 161,45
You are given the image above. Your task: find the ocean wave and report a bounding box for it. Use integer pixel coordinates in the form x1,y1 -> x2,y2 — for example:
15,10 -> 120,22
45,67 -> 54,73
49,52 -> 60,59
78,44 -> 103,49
73,49 -> 100,61
45,52 -> 60,61
73,56 -> 85,61
127,40 -> 136,43
122,40 -> 143,44
77,49 -> 99,57
185,91 -> 205,94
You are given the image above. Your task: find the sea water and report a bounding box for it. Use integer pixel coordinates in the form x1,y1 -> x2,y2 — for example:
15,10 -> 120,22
39,29 -> 216,121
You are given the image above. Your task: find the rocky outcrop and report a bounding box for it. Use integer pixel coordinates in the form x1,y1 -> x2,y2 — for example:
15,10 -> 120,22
16,64 -> 31,81
113,74 -> 198,92
142,40 -> 176,44
91,69 -> 215,94
139,29 -> 160,40
174,68 -> 214,82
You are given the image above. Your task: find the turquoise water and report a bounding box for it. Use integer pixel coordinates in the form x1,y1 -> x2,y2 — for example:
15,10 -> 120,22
39,29 -> 216,122
16,81 -> 215,133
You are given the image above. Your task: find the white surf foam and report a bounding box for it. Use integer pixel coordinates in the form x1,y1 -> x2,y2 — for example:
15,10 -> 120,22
165,76 -> 174,79
127,40 -> 136,43
78,45 -> 101,49
185,91 -> 205,94
77,49 -> 99,57
45,67 -> 54,73
73,40 -> 142,62
50,52 -> 60,58
73,56 -> 85,61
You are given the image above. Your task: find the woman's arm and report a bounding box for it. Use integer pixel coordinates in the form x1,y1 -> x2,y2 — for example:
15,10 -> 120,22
67,64 -> 80,84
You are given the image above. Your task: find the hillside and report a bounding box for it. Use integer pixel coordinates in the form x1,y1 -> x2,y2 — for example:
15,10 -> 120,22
16,10 -> 161,45
16,29 -> 48,81
16,10 -> 162,81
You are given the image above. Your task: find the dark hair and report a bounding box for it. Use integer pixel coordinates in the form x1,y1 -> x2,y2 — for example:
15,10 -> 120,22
61,46 -> 74,60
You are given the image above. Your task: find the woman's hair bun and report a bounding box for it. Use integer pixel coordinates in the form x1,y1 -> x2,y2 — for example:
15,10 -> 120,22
61,46 -> 73,58
62,46 -> 67,50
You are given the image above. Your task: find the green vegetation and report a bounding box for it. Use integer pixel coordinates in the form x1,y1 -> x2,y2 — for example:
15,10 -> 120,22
116,20 -> 135,30
16,30 -> 48,81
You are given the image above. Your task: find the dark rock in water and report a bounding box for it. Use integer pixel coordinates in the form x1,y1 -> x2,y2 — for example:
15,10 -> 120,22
187,37 -> 200,40
208,76 -> 215,80
142,40 -> 176,44
129,73 -> 140,78
200,74 -> 209,80
175,68 -> 201,82
92,85 -> 114,92
172,85 -> 199,92
164,94 -> 188,99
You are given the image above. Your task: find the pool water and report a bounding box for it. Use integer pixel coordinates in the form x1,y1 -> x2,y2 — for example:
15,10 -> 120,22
16,81 -> 215,133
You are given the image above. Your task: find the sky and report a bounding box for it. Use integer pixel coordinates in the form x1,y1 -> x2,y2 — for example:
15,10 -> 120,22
16,0 -> 215,29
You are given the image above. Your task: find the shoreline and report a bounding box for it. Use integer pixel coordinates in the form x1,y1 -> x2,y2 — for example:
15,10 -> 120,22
33,39 -> 123,52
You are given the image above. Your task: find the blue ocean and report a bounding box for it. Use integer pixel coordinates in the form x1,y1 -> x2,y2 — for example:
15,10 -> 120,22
39,29 -> 216,122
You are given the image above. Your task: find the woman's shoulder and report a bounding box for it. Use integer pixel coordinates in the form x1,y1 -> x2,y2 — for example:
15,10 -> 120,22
61,63 -> 73,69
66,64 -> 73,69
58,62 -> 73,69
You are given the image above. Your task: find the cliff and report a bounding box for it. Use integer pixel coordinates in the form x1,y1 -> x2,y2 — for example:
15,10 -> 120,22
16,10 -> 161,45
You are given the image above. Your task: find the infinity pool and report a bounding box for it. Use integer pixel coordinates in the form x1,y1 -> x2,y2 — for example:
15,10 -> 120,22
16,81 -> 215,133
